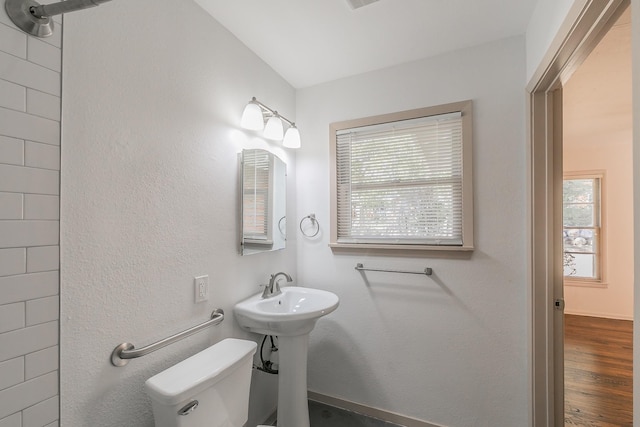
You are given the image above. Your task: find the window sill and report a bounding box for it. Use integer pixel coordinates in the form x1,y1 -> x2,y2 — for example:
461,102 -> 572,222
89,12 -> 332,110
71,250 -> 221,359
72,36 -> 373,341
329,242 -> 474,257
563,279 -> 607,288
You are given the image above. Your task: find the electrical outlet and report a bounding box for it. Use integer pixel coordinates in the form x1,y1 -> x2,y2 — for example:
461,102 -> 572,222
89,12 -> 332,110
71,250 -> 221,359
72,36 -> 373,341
194,275 -> 209,303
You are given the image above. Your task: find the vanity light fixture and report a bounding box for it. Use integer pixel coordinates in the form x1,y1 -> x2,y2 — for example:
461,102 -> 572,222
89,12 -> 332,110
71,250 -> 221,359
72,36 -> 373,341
240,99 -> 265,131
240,97 -> 301,148
282,125 -> 301,149
263,114 -> 284,141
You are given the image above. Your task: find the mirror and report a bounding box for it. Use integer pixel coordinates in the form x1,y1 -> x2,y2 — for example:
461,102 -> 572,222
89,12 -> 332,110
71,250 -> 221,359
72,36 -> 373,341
240,149 -> 287,255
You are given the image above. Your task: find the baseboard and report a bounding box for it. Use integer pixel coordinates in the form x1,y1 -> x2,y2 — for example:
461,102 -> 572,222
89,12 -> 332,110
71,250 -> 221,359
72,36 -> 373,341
564,309 -> 634,321
307,391 -> 445,427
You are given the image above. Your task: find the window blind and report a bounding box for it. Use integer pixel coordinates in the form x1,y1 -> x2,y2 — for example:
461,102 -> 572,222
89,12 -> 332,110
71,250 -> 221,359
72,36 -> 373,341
336,112 -> 464,245
243,150 -> 272,242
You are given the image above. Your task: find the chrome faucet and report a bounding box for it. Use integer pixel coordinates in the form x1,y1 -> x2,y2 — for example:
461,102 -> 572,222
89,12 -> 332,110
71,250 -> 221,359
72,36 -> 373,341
261,272 -> 292,298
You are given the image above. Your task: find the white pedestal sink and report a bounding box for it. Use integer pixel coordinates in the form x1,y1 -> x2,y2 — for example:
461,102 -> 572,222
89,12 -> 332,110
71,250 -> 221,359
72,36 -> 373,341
234,286 -> 339,427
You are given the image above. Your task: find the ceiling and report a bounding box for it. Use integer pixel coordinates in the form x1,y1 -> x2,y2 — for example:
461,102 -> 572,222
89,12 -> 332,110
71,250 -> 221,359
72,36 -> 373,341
193,0 -> 539,88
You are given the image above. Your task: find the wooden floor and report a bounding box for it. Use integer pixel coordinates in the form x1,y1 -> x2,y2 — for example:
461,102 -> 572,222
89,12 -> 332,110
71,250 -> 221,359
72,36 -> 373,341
564,314 -> 633,426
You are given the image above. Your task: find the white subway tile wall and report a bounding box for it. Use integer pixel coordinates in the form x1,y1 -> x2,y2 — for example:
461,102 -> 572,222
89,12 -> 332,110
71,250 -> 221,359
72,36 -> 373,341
0,303 -> 25,334
26,246 -> 58,272
0,248 -> 25,276
0,413 -> 21,427
21,396 -> 58,427
0,372 -> 58,420
0,194 -> 23,220
0,52 -> 60,96
0,137 -> 25,166
25,91 -> 60,121
23,195 -> 58,220
0,358 -> 24,391
0,25 -> 26,59
0,80 -> 26,111
0,165 -> 59,195
0,272 -> 59,305
26,39 -> 61,72
0,5 -> 60,426
24,142 -> 60,170
25,296 -> 58,326
24,346 -> 57,381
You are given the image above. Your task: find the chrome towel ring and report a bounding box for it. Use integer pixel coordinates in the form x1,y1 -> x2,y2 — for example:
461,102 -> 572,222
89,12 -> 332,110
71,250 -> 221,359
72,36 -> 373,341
278,216 -> 286,235
299,214 -> 320,237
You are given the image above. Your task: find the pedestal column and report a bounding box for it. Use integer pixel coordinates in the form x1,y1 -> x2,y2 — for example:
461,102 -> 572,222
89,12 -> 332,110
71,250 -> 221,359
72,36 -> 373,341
276,334 -> 310,427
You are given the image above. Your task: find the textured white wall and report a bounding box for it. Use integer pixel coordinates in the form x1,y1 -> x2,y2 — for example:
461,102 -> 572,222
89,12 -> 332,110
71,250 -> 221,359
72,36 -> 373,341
60,0 -> 295,425
296,37 -> 528,427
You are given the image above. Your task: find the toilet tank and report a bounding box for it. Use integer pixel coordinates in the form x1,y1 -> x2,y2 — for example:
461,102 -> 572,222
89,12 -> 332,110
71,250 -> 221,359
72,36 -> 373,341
145,338 -> 257,427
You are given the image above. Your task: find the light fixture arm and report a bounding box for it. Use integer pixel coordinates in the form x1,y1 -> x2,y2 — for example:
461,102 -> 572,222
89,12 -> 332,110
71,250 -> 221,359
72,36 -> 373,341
250,97 -> 296,127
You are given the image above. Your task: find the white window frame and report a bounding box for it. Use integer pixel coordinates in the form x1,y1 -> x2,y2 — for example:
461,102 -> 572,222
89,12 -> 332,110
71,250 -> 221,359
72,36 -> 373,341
329,100 -> 474,252
563,171 -> 606,286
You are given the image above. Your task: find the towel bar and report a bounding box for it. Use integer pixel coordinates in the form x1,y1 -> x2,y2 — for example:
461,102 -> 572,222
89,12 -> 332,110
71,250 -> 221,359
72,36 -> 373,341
355,263 -> 433,276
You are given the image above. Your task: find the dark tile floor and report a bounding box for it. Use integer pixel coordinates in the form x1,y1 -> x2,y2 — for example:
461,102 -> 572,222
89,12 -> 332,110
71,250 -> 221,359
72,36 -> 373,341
267,400 -> 404,427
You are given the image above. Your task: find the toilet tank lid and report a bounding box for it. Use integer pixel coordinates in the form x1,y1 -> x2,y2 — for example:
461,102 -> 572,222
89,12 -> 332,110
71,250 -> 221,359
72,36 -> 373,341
145,338 -> 257,406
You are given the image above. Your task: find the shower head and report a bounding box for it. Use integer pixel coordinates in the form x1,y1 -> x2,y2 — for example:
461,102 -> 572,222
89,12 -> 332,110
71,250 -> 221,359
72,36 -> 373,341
4,0 -> 112,38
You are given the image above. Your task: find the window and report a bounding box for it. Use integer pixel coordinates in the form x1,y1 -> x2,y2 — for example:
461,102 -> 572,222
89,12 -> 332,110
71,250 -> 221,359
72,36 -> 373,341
563,173 -> 604,283
243,149 -> 273,245
329,101 -> 473,251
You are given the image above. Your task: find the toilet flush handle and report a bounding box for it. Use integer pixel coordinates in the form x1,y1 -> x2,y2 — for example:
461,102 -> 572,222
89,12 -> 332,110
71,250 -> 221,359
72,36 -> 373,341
178,400 -> 199,416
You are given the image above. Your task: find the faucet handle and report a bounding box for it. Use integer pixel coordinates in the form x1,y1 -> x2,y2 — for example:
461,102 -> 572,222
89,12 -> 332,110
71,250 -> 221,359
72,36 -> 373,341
259,283 -> 270,298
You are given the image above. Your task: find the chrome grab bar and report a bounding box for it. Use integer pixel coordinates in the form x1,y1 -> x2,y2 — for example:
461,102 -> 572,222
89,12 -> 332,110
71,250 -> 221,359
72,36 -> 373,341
355,263 -> 433,276
110,309 -> 224,367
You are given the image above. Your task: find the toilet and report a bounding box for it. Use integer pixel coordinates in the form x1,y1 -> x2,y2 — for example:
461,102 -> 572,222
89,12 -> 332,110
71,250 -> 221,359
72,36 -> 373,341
145,338 -> 267,427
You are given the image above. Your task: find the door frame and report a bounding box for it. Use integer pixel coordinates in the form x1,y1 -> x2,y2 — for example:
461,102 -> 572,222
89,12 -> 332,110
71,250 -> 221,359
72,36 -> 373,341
527,1 -> 630,425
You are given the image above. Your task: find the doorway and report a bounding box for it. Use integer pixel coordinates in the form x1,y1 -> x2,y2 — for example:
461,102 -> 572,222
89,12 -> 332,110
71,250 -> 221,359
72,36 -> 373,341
529,0 -> 631,425
562,7 -> 633,425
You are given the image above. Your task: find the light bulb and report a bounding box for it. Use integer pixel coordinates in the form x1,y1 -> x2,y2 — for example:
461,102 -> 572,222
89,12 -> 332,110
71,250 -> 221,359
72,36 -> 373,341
283,126 -> 301,148
240,101 -> 264,131
264,115 -> 284,141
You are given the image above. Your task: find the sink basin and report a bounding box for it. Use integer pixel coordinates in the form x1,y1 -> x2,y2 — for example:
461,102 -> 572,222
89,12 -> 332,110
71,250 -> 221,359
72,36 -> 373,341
234,286 -> 339,336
